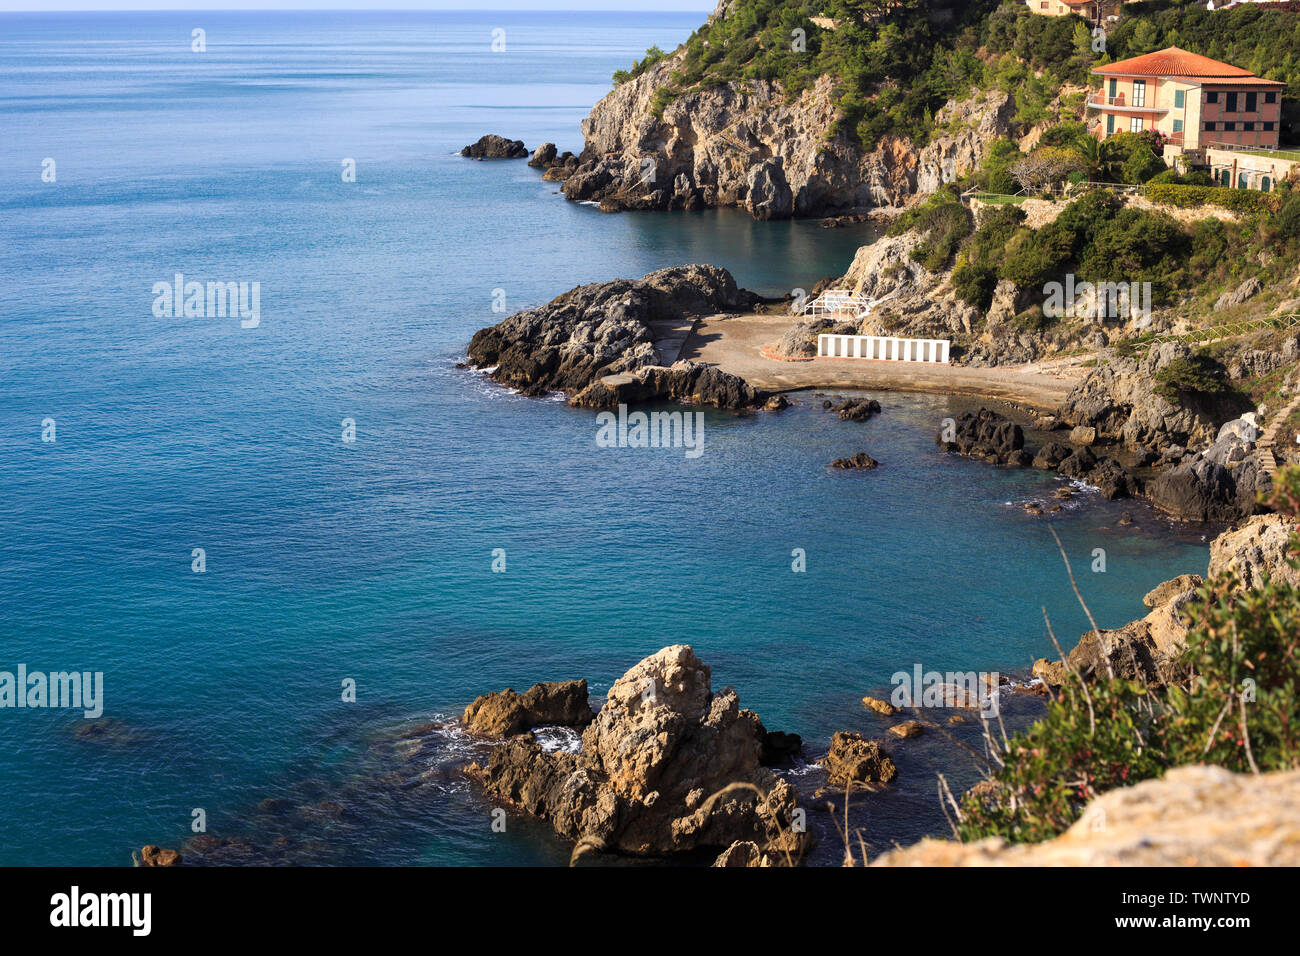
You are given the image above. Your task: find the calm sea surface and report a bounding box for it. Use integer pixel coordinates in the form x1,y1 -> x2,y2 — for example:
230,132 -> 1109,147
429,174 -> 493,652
0,11 -> 1211,865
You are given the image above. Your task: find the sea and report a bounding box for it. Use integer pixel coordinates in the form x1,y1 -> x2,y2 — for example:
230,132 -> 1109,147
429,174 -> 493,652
0,10 -> 1212,866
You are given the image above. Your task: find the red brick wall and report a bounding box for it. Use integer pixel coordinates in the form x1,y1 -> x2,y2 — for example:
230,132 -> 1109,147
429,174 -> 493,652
1199,86 -> 1282,148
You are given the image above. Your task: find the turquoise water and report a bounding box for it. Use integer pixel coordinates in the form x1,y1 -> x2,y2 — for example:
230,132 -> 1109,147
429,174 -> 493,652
0,11 -> 1211,866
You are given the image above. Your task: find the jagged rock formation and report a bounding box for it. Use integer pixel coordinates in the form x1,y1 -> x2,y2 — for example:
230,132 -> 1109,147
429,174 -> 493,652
461,134 -> 529,159
937,408 -> 1028,467
712,840 -> 774,867
1059,343 -> 1227,454
466,265 -> 762,407
554,29 -> 1014,219
1037,509 -> 1300,687
875,765 -> 1300,866
464,645 -> 805,859
137,845 -> 182,867
1145,429 -> 1269,522
1208,514 -> 1300,590
820,731 -> 898,787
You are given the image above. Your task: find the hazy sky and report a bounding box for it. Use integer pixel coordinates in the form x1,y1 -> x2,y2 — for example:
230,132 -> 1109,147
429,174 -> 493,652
0,1 -> 715,10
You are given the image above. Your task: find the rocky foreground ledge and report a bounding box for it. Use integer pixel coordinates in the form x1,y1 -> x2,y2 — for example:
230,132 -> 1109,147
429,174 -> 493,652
466,265 -> 765,409
876,765 -> 1300,866
461,645 -> 806,861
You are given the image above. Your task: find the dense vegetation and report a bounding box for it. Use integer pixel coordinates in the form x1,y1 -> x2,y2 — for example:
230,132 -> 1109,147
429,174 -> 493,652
948,188 -> 1192,312
959,466 -> 1300,844
614,0 -> 1300,149
939,152 -> 1300,320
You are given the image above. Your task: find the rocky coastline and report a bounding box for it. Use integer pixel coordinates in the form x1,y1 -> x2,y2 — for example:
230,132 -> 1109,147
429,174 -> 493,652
465,264 -> 769,409
534,53 -> 1013,219
936,403 -> 1270,525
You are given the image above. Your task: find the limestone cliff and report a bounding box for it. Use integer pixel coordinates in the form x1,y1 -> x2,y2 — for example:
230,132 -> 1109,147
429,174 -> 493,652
553,28 -> 1014,219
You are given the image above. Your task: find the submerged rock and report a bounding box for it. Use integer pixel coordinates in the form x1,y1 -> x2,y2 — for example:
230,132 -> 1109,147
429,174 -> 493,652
887,720 -> 924,739
861,695 -> 897,716
831,452 -> 879,470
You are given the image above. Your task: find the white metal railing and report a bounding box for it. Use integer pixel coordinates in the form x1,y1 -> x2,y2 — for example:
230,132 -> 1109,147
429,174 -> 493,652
800,287 -> 900,319
800,288 -> 868,318
817,333 -> 950,364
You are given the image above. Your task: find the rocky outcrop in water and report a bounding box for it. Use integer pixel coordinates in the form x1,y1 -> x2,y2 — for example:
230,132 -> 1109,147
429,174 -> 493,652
832,452 -> 879,470
875,765 -> 1300,866
464,645 -> 806,860
462,680 -> 593,738
938,408 -> 1025,463
461,134 -> 528,159
137,845 -> 182,867
467,265 -> 761,406
829,397 -> 882,422
820,731 -> 897,788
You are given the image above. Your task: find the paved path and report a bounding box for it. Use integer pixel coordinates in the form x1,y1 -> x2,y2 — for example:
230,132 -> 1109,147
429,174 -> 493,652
682,312 -> 1082,411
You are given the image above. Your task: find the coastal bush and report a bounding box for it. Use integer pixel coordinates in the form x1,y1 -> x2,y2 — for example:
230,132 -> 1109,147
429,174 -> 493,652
1152,353 -> 1231,403
612,46 -> 669,86
952,260 -> 1000,312
953,204 -> 1027,309
958,466 -> 1300,844
1277,193 -> 1300,239
888,185 -> 972,271
978,138 -> 1023,195
963,188 -> 1186,303
1143,183 -> 1283,215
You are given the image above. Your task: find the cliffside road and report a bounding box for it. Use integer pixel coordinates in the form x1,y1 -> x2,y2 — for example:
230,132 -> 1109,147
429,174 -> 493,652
682,313 -> 1081,411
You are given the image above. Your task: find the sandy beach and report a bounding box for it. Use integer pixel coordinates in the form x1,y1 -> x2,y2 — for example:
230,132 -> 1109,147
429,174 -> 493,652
682,312 -> 1083,411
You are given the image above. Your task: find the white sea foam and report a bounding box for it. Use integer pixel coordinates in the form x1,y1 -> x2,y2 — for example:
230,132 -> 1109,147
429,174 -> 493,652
533,725 -> 582,754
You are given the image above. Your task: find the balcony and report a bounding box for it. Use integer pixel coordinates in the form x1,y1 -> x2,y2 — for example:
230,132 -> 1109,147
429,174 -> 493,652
1087,93 -> 1167,113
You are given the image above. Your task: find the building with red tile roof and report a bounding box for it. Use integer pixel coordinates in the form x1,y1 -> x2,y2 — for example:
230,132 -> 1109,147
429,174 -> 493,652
1088,47 -> 1290,188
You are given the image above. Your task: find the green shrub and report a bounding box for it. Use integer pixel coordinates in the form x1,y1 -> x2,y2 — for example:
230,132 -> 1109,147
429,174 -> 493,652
1278,193 -> 1300,239
1152,353 -> 1231,403
889,185 -> 972,271
1142,183 -> 1282,215
980,138 -> 1023,195
952,260 -> 1000,311
613,45 -> 668,86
